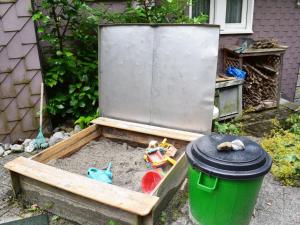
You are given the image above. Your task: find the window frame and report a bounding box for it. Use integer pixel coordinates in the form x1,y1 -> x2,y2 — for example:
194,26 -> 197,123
190,0 -> 255,34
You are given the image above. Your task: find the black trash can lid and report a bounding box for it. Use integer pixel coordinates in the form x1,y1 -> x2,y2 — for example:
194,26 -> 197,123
186,134 -> 272,180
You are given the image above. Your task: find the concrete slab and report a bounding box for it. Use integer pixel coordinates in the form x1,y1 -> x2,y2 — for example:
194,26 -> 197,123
158,173 -> 300,225
1,152 -> 299,225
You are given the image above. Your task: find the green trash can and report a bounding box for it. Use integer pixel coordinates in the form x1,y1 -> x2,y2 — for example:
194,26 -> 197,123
186,134 -> 272,225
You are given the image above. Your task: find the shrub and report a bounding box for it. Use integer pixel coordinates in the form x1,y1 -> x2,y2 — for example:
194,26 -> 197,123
261,131 -> 300,186
33,0 -> 99,124
33,0 -> 208,127
261,113 -> 300,186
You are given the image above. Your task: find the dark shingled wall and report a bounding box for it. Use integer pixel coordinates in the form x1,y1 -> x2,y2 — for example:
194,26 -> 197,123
0,0 -> 48,143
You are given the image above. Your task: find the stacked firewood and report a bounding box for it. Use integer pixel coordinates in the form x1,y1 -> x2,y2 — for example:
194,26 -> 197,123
252,39 -> 279,49
242,64 -> 277,111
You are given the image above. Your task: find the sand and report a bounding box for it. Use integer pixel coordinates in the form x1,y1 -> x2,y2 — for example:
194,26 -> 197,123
48,138 -> 149,192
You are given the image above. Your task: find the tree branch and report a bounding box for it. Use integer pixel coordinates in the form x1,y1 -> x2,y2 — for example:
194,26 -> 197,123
51,6 -> 63,51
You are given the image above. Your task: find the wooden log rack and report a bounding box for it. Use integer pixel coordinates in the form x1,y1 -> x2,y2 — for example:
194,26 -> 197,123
223,45 -> 287,111
4,117 -> 203,225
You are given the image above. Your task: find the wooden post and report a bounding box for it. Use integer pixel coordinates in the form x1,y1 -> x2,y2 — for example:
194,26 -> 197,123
10,171 -> 21,197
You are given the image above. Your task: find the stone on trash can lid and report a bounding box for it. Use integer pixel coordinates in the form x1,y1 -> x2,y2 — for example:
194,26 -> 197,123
185,134 -> 272,180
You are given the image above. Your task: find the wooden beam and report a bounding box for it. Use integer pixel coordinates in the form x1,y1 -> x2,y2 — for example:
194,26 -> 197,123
31,124 -> 100,163
20,176 -> 139,225
4,157 -> 159,216
151,153 -> 188,196
92,117 -> 203,142
9,171 -> 21,197
150,153 -> 188,223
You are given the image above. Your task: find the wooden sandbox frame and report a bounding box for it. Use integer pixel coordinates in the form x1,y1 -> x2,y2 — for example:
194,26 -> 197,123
5,117 -> 202,225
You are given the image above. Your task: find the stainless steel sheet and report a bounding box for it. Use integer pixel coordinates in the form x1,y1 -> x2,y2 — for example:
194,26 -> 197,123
99,26 -> 154,123
99,24 -> 220,133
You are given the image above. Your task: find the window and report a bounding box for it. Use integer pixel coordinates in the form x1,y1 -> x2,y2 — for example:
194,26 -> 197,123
190,0 -> 255,34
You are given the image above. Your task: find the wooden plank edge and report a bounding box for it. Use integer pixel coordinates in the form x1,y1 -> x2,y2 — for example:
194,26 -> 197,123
20,176 -> 139,225
150,152 -> 187,195
92,117 -> 203,142
54,130 -> 100,160
31,124 -> 100,163
4,157 -> 159,216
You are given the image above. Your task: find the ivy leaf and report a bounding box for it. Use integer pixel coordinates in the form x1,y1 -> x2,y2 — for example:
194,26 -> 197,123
57,104 -> 64,109
65,51 -> 73,57
32,11 -> 42,21
70,99 -> 78,106
69,85 -> 76,94
79,101 -> 86,107
56,51 -> 63,56
37,27 -> 44,33
83,86 -> 90,91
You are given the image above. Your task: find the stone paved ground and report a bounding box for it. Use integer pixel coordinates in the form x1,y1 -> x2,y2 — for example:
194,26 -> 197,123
0,153 -> 76,225
163,173 -> 300,225
0,152 -> 30,223
1,153 -> 299,225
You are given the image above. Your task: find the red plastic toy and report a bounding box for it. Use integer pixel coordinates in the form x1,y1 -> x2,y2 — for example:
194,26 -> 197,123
141,170 -> 163,193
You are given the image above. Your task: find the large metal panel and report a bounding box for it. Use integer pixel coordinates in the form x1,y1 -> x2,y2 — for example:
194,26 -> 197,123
99,24 -> 219,133
99,26 -> 154,123
151,26 -> 219,132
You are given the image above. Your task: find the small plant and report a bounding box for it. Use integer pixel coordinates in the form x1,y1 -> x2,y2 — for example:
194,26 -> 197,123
75,110 -> 99,129
213,121 -> 243,135
261,112 -> 300,186
27,204 -> 42,213
159,211 -> 167,224
108,220 -> 116,225
285,113 -> 300,134
261,131 -> 300,186
51,215 -> 61,222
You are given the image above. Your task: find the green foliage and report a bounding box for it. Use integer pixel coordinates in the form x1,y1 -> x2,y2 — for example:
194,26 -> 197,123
261,113 -> 300,186
87,0 -> 208,24
261,132 -> 300,186
33,0 -> 98,123
108,220 -> 116,225
33,0 -> 207,124
213,121 -> 243,135
75,110 -> 99,129
286,113 -> 300,134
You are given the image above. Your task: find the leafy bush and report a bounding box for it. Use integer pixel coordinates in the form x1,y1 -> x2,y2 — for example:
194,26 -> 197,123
286,113 -> 300,134
261,113 -> 300,186
213,121 -> 243,135
33,0 -> 208,126
33,0 -> 99,124
261,132 -> 300,186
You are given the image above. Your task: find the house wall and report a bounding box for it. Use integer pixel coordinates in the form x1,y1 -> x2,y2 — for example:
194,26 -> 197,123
0,0 -> 48,143
219,0 -> 300,101
98,0 -> 300,101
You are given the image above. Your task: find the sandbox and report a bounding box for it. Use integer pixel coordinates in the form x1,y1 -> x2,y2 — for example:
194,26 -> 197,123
5,117 -> 202,225
48,137 -> 183,192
